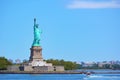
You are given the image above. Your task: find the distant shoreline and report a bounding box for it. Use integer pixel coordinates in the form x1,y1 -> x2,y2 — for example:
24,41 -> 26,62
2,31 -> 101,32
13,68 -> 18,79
0,70 -> 120,74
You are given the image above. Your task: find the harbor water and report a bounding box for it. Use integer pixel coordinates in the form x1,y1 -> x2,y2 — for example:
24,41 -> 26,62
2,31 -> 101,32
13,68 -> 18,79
0,70 -> 120,80
0,74 -> 120,80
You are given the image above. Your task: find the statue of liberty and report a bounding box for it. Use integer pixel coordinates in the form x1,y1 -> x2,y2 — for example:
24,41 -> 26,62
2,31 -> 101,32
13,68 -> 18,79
32,18 -> 42,46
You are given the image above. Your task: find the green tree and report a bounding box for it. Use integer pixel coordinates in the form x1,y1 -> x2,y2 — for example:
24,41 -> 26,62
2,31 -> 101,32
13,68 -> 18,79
0,57 -> 12,70
112,64 -> 120,69
46,59 -> 78,70
103,64 -> 111,69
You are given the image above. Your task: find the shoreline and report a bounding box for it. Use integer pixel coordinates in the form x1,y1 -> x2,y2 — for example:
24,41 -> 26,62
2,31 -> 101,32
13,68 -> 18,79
0,71 -> 83,74
0,70 -> 120,74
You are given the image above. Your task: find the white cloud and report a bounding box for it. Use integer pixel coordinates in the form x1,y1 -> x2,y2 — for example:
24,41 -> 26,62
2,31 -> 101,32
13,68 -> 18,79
67,0 -> 120,9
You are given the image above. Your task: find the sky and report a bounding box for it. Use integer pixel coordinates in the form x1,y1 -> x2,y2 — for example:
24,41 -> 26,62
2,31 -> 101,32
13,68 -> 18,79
0,0 -> 120,62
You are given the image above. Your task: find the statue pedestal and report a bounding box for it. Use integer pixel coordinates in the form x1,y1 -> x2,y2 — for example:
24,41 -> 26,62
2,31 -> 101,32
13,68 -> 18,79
29,46 -> 43,62
29,46 -> 52,66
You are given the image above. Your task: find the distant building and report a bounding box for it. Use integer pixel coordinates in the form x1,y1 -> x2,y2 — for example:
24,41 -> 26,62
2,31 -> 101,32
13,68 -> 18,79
82,62 -> 95,67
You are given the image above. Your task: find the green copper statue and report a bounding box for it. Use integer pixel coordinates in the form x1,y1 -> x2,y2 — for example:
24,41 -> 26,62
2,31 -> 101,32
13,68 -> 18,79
32,18 -> 42,46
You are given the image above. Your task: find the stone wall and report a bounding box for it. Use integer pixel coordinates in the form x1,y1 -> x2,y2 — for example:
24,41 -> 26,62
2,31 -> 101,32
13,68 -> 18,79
7,65 -> 20,71
33,66 -> 54,72
53,66 -> 65,71
19,65 -> 64,72
24,66 -> 33,71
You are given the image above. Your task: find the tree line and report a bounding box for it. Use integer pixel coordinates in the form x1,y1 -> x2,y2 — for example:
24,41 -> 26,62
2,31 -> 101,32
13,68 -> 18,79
0,57 -> 120,70
0,57 -> 12,70
45,59 -> 78,70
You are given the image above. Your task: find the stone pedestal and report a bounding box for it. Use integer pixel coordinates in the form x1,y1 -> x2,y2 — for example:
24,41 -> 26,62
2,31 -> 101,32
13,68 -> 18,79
29,46 -> 53,66
29,46 -> 43,62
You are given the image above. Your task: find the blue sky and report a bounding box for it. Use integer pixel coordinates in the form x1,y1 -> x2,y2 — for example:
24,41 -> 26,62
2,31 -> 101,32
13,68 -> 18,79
0,0 -> 120,62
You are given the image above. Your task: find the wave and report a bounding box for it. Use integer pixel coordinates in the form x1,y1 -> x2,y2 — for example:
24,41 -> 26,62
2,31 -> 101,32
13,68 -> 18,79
83,75 -> 120,80
89,75 -> 104,78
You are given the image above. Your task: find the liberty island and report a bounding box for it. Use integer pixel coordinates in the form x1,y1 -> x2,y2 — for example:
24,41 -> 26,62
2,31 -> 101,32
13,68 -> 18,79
29,18 -> 53,67
6,18 -> 64,72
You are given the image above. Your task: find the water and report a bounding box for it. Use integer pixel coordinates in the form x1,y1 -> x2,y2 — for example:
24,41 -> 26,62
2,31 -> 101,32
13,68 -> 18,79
0,70 -> 120,80
79,69 -> 120,73
84,74 -> 120,80
0,74 -> 120,80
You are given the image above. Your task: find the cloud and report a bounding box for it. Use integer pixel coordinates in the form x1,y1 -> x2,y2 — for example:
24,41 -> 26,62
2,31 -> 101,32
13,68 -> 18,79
67,0 -> 120,9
